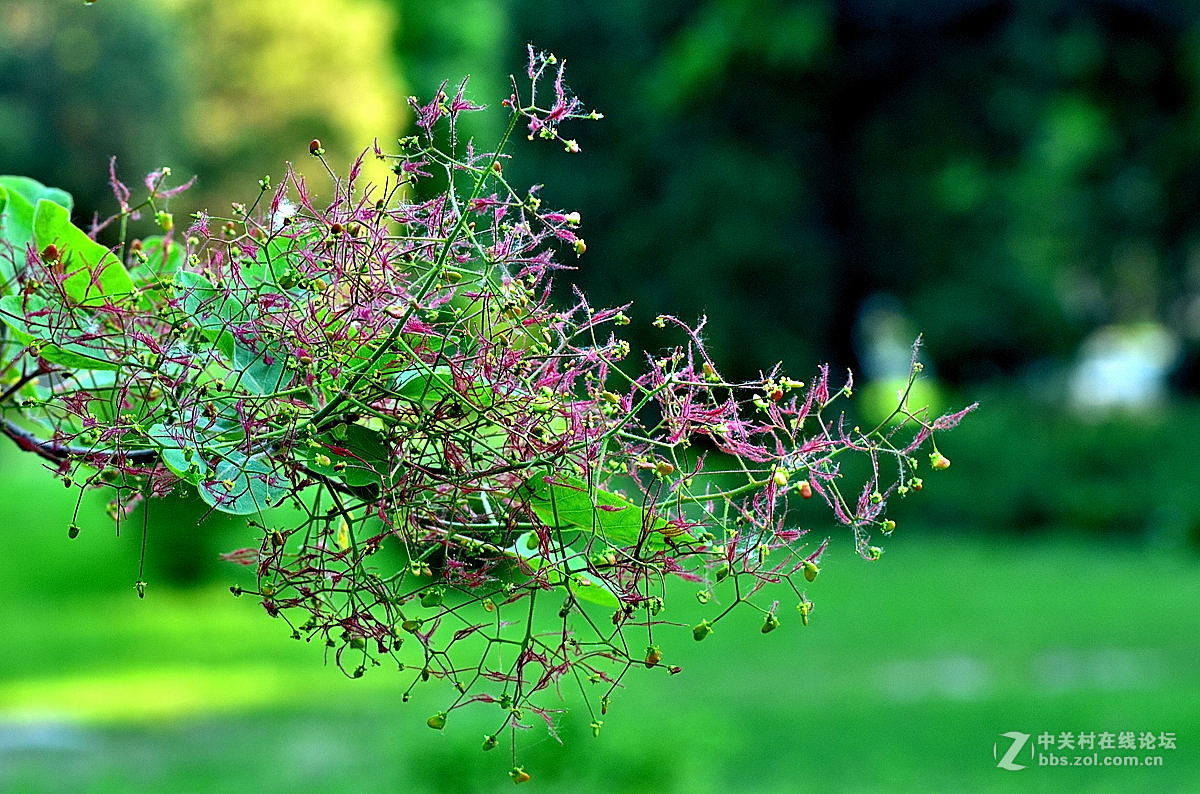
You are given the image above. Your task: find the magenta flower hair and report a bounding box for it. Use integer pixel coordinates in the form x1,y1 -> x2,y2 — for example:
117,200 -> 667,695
0,47 -> 974,770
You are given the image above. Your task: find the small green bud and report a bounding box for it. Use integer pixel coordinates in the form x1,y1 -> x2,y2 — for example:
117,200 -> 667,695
692,619 -> 713,641
482,734 -> 498,751
426,712 -> 447,730
761,612 -> 781,634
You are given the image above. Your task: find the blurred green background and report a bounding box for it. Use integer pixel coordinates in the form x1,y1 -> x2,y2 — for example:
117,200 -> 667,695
2,0 -> 1198,791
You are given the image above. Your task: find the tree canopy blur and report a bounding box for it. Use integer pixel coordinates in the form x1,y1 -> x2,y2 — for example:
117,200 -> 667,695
0,0 -> 401,221
4,0 -> 1200,386
489,0 -> 1200,387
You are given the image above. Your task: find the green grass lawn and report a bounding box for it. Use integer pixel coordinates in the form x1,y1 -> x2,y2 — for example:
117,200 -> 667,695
0,447 -> 1197,792
2,532 -> 1197,792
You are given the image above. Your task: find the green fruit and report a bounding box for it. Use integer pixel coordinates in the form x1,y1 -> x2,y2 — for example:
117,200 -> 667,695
802,560 -> 820,582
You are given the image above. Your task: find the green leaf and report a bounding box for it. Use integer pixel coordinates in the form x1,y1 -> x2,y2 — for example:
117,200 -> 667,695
0,294 -> 122,370
300,423 -> 390,487
241,230 -> 321,289
130,236 -> 184,285
33,370 -> 120,398
567,570 -> 620,608
32,199 -> 134,307
0,186 -> 32,253
232,338 -> 288,396
147,423 -> 212,483
521,474 -> 687,550
0,187 -> 12,294
1,179 -> 70,286
395,365 -> 495,410
198,451 -> 286,515
174,271 -> 251,338
0,187 -> 30,293
0,176 -> 73,214
507,531 -> 621,609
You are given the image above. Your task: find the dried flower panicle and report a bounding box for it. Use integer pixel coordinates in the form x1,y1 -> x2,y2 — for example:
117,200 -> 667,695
0,48 -> 974,763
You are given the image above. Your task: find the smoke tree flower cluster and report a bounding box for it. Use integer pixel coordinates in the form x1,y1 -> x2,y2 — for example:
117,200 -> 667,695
0,48 -> 973,773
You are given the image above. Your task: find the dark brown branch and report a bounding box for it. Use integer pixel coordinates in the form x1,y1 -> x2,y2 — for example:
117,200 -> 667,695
2,420 -> 376,501
298,465 -> 380,501
1,418 -> 160,464
0,369 -> 45,404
